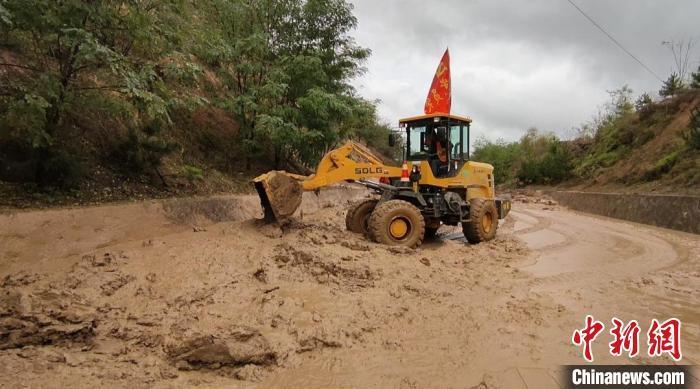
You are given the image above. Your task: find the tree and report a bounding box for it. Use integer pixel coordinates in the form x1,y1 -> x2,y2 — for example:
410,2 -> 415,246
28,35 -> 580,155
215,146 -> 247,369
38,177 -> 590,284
0,1 -> 196,185
472,137 -> 522,185
195,0 -> 371,170
607,85 -> 634,117
662,39 -> 695,82
691,66 -> 700,89
635,93 -> 653,112
682,108 -> 700,150
659,73 -> 685,97
1,0 -> 390,189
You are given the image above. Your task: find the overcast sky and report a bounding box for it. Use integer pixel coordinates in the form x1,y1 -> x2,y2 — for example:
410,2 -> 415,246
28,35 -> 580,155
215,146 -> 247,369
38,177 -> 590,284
349,0 -> 700,142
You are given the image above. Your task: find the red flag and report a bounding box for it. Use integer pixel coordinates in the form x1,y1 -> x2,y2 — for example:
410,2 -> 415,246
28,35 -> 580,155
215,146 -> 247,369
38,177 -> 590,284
424,49 -> 451,115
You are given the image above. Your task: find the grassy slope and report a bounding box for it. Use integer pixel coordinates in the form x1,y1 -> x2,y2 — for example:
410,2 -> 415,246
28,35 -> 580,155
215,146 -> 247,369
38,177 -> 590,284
560,91 -> 700,195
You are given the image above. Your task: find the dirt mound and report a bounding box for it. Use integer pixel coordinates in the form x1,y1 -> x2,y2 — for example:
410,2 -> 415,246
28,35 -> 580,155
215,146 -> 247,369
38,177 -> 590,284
272,242 -> 381,288
166,327 -> 276,370
0,289 -> 96,350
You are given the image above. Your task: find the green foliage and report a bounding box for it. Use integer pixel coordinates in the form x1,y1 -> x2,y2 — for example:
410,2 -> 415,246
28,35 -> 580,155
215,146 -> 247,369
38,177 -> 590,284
659,73 -> 685,97
0,0 -> 194,185
472,128 -> 572,186
643,150 -> 681,181
112,126 -> 176,176
183,165 -> 204,182
193,0 -> 374,169
37,148 -> 84,188
1,0 -> 391,189
607,85 -> 634,116
635,93 -> 653,115
682,108 -> 700,150
691,66 -> 700,89
472,137 -> 522,185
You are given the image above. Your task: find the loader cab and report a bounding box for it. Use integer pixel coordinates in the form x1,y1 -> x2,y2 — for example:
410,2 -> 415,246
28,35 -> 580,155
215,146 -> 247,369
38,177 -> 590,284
399,113 -> 472,177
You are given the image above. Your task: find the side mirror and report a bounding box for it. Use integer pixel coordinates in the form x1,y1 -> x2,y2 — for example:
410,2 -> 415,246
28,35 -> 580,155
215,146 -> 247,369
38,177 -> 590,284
388,133 -> 396,147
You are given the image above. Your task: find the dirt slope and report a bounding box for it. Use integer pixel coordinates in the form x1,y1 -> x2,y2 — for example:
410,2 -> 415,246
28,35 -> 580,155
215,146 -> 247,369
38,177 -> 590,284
0,190 -> 698,388
568,92 -> 700,194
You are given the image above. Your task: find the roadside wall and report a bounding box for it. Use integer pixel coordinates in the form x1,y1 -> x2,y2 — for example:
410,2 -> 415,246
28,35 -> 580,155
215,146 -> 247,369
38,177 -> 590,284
548,191 -> 700,234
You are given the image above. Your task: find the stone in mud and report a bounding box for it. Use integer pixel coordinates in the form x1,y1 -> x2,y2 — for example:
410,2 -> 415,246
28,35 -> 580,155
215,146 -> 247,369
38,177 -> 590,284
340,241 -> 371,251
1,272 -> 41,287
235,364 -> 266,381
100,273 -> 135,296
258,223 -> 284,238
86,253 -> 113,267
0,291 -> 96,350
296,328 -> 343,352
167,326 -> 276,369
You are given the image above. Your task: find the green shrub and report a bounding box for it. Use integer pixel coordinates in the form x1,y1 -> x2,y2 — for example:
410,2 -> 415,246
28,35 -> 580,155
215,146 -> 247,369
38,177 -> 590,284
473,129 -> 573,186
183,165 -> 204,182
37,148 -> 84,188
111,128 -> 177,176
471,137 -> 522,185
682,108 -> 700,150
643,150 -> 681,181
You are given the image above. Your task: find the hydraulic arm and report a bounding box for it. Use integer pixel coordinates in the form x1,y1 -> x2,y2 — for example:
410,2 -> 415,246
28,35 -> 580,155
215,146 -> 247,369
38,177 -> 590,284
253,141 -> 401,222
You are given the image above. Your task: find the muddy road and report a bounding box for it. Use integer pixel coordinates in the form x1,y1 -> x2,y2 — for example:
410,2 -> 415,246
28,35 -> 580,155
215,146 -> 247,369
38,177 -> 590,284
0,189 -> 698,388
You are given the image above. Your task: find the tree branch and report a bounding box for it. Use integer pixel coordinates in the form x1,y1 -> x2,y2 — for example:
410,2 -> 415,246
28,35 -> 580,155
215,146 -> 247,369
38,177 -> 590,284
0,62 -> 42,72
74,84 -> 125,91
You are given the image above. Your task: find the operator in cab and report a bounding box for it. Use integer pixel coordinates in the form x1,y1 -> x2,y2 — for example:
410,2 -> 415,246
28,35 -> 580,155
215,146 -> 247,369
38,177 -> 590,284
424,129 -> 448,176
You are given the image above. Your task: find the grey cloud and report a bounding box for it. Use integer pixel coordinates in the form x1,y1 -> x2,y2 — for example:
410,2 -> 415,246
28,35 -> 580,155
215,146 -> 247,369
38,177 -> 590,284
349,0 -> 700,141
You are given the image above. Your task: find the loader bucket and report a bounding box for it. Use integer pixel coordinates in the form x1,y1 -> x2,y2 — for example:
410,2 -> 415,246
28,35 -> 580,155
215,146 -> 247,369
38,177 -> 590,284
253,171 -> 303,223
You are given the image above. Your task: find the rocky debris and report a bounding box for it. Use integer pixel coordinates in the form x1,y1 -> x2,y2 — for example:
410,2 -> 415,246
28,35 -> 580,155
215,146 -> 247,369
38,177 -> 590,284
387,246 -> 415,255
257,223 -> 283,239
340,241 -> 371,251
253,268 -> 268,283
273,244 -> 381,288
171,287 -> 216,308
234,364 -> 266,381
511,191 -> 558,207
294,327 -> 343,352
166,326 -> 276,369
1,272 -> 41,287
86,253 -> 112,267
419,257 -> 431,266
100,273 -> 136,296
0,290 -> 96,350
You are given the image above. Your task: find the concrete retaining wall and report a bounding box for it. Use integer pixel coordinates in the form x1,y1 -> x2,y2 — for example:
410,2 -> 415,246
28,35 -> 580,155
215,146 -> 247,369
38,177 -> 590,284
547,191 -> 700,234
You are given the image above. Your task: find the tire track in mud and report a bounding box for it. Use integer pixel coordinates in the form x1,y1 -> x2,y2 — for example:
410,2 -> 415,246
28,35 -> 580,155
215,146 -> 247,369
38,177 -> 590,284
511,206 -> 682,290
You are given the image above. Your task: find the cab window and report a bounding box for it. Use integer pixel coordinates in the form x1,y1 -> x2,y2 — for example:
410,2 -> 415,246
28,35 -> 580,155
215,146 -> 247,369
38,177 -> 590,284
408,126 -> 427,159
450,125 -> 462,160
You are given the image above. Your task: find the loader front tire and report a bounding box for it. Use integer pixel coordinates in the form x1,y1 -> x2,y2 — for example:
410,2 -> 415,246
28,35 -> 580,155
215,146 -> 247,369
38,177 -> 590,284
462,198 -> 498,244
368,200 -> 425,248
345,199 -> 378,235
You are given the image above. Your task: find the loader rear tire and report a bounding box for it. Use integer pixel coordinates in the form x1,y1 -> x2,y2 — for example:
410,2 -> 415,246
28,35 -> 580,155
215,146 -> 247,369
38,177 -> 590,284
368,200 -> 425,248
462,198 -> 498,244
345,199 -> 378,235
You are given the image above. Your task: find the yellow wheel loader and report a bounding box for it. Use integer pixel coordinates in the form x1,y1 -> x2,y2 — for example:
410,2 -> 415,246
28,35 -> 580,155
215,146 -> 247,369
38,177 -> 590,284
254,113 -> 511,247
